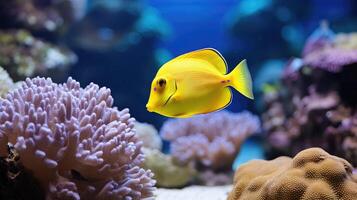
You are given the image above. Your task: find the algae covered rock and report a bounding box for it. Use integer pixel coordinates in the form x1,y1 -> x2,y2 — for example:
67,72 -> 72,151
228,148 -> 357,200
0,30 -> 76,81
135,122 -> 162,150
134,121 -> 195,188
0,67 -> 16,97
134,122 -> 196,188
142,148 -> 196,188
136,123 -> 194,188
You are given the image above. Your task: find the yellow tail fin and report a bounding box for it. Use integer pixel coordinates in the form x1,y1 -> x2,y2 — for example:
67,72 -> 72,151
228,59 -> 254,99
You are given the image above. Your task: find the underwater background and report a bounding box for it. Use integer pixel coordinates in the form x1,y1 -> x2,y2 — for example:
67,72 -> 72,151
69,0 -> 357,127
0,0 -> 356,199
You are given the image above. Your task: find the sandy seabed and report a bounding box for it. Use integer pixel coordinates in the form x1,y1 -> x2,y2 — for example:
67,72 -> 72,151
155,185 -> 232,200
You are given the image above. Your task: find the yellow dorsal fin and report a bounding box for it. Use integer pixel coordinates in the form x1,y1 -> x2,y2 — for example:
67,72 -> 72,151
170,48 -> 228,74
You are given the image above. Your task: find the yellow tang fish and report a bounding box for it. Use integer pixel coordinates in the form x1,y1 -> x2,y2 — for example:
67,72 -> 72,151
146,48 -> 254,118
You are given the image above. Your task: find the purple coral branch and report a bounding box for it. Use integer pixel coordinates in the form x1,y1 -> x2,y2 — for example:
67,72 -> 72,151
0,77 -> 155,199
161,111 -> 260,170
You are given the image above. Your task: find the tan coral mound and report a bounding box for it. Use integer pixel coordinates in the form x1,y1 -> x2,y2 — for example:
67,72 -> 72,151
228,148 -> 357,200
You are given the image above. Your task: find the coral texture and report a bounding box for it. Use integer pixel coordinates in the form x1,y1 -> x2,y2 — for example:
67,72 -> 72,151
0,77 -> 155,199
262,24 -> 357,165
134,122 -> 162,150
0,67 -> 16,97
161,111 -> 260,171
142,148 -> 196,188
0,30 -> 76,81
228,148 -> 357,200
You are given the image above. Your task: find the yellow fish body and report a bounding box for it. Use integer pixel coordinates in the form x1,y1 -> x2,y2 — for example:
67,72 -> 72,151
146,48 -> 254,118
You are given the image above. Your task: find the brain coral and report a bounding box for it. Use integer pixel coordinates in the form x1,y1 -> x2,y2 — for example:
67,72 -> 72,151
0,77 -> 155,199
161,111 -> 260,170
228,148 -> 357,200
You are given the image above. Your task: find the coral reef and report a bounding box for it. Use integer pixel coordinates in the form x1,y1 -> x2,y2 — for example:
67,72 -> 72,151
262,24 -> 357,166
142,148 -> 196,188
0,30 -> 76,81
228,148 -> 357,200
0,77 -> 155,199
134,122 -> 162,150
161,111 -> 260,171
0,66 -> 16,97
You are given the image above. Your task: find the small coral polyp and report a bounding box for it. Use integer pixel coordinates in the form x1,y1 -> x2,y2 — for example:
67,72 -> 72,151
0,77 -> 155,200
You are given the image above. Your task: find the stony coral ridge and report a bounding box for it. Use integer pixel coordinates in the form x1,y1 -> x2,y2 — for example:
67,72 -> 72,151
228,148 -> 357,200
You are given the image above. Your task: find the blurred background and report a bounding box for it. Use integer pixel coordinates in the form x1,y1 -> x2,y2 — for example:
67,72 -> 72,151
74,0 -> 357,127
0,0 -> 357,128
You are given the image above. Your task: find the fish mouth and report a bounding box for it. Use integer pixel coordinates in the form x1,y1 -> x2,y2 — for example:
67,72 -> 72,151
163,80 -> 177,106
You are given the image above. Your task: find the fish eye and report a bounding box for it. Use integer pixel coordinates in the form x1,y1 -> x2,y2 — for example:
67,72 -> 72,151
157,78 -> 166,87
